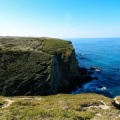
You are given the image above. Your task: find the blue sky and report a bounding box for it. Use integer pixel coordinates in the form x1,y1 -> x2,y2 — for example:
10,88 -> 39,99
0,0 -> 120,38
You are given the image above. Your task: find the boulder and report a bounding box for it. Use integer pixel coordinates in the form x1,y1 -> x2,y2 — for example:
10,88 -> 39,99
113,96 -> 120,109
90,67 -> 100,73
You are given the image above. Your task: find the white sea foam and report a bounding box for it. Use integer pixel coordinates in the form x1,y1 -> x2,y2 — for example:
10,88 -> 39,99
99,86 -> 107,91
71,80 -> 107,94
82,81 -> 100,92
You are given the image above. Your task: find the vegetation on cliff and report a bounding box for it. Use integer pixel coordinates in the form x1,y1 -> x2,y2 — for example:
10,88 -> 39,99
0,37 -> 80,96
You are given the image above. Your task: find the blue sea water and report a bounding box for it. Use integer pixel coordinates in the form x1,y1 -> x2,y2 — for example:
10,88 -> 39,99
69,38 -> 120,98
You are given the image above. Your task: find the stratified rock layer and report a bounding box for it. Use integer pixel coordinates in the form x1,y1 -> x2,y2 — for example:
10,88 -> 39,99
0,37 -> 80,96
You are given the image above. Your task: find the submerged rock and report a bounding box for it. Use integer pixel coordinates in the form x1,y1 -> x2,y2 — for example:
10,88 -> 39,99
90,67 -> 100,73
0,37 -> 81,96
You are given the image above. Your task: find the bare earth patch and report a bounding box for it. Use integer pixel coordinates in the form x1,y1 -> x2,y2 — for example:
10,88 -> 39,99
83,100 -> 110,110
2,98 -> 14,109
1,97 -> 43,109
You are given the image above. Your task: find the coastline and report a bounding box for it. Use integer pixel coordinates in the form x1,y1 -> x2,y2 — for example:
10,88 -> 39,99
70,38 -> 120,98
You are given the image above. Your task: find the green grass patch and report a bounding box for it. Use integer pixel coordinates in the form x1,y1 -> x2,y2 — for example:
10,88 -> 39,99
0,94 -> 117,120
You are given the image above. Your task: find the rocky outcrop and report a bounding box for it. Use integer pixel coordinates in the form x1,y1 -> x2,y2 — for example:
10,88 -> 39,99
0,37 -> 81,96
113,96 -> 120,109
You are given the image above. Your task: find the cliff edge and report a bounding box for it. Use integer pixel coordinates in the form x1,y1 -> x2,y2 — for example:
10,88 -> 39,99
0,37 -> 80,96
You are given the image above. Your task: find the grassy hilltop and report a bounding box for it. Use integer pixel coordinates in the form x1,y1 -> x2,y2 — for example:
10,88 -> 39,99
0,37 -> 73,55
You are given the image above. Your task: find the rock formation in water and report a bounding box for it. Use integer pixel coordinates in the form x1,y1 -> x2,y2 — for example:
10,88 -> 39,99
0,37 -> 87,96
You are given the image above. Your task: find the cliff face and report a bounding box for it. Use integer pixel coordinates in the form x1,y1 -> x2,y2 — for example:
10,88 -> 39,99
0,37 -> 80,96
51,50 -> 80,94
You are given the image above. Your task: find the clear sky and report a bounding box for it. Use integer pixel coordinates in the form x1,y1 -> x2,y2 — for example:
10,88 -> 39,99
0,0 -> 120,38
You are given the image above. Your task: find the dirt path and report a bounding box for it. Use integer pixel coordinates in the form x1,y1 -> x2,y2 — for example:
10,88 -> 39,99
1,97 -> 42,109
2,98 -> 14,109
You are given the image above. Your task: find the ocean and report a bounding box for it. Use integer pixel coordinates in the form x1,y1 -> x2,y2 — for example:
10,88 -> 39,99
69,38 -> 120,98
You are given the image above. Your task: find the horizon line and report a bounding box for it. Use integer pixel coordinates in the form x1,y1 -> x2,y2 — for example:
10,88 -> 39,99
0,36 -> 120,39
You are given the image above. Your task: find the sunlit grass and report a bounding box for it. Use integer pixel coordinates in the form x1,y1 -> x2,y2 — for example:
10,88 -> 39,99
0,94 -> 118,120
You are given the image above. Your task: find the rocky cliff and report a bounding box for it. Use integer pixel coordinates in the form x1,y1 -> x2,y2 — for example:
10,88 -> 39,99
0,37 -> 81,96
